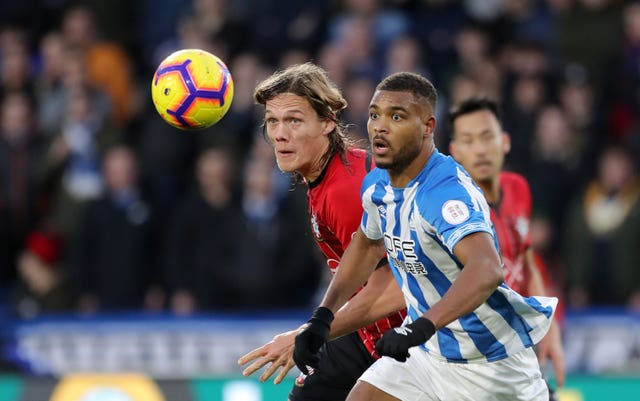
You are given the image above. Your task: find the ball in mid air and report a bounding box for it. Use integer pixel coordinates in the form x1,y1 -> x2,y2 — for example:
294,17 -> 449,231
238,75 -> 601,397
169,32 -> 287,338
151,49 -> 234,130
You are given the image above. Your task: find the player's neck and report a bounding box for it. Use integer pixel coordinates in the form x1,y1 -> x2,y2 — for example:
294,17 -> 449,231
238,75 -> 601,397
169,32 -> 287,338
303,144 -> 333,184
477,176 -> 501,205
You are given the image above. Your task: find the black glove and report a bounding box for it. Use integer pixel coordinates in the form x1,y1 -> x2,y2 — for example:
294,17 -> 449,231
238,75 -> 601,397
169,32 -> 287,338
293,306 -> 334,374
375,317 -> 436,362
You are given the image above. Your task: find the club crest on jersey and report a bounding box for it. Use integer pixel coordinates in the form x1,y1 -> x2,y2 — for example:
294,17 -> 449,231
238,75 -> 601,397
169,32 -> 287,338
442,200 -> 470,225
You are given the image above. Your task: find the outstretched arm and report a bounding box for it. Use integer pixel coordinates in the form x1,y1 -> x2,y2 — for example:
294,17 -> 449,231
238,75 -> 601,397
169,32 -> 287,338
237,263 -> 404,383
293,229 -> 386,374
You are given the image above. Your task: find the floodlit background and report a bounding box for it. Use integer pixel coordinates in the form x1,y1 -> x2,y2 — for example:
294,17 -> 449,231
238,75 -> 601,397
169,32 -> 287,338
0,0 -> 639,400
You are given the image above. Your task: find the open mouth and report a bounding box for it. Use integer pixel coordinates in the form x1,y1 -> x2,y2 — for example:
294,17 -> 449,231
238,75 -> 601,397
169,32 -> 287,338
372,138 -> 390,154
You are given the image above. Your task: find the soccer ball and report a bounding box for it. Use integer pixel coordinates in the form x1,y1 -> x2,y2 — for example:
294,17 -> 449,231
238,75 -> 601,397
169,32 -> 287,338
151,49 -> 234,130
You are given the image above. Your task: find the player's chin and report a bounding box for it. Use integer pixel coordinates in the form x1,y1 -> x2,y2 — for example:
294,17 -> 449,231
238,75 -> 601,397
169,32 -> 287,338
470,166 -> 494,182
373,156 -> 393,169
275,158 -> 296,173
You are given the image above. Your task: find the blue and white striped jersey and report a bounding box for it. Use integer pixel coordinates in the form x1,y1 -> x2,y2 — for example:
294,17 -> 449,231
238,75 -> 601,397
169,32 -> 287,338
360,150 -> 557,363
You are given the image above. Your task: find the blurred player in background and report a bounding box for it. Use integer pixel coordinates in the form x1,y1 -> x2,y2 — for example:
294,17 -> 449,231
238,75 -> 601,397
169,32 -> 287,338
293,72 -> 557,401
448,97 -> 565,397
238,62 -> 406,401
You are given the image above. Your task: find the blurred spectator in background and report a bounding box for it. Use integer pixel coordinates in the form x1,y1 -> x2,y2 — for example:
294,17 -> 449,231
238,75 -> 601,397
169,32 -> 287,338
152,13 -> 224,73
324,0 -> 410,81
37,45 -> 112,139
9,229 -> 73,319
611,1 -> 640,145
69,145 -> 158,313
527,105 -> 584,256
330,15 -> 380,79
342,75 -> 377,141
230,141 -> 321,309
136,0 -> 185,72
0,28 -> 34,101
247,0 -> 328,66
0,92 -> 46,294
447,73 -> 481,106
558,75 -> 600,167
134,116 -> 197,238
35,31 -> 67,137
60,4 -> 135,129
563,144 -> 640,309
208,52 -> 267,151
553,0 -> 623,100
384,35 -> 431,78
411,0 -> 467,86
498,0 -> 554,47
163,146 -> 242,314
317,41 -> 350,87
187,0 -> 249,62
453,25 -> 491,79
502,73 -> 549,173
329,0 -> 409,64
278,48 -> 312,70
40,65 -> 119,238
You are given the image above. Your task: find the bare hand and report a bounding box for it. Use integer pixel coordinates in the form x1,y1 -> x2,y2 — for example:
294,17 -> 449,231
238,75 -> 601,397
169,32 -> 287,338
238,329 -> 301,384
536,319 -> 565,387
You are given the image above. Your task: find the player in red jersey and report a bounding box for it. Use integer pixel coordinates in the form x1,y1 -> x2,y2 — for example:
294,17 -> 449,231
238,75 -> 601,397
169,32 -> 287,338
238,63 -> 406,401
448,97 -> 565,394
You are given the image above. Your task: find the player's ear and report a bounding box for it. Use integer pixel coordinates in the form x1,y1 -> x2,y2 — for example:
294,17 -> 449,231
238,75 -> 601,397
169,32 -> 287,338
323,118 -> 336,136
449,140 -> 457,158
424,115 -> 436,138
502,132 -> 511,154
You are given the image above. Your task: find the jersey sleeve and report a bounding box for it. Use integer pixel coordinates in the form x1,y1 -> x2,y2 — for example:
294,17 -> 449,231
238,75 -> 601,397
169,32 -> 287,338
422,170 -> 494,253
360,173 -> 383,240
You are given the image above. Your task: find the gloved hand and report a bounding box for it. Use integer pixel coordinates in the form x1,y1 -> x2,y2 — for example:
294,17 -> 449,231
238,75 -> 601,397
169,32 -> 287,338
375,317 -> 436,362
293,306 -> 334,374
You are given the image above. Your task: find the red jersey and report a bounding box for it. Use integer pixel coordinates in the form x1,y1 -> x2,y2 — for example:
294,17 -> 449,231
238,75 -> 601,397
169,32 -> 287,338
307,148 -> 406,357
490,172 -> 532,295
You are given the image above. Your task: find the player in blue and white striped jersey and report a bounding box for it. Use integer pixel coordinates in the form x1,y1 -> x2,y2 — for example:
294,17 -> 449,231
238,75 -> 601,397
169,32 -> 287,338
360,153 -> 556,364
293,72 -> 557,401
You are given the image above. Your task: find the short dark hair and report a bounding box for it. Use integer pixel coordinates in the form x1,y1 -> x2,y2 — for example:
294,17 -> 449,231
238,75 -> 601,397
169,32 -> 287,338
448,97 -> 501,127
376,72 -> 437,113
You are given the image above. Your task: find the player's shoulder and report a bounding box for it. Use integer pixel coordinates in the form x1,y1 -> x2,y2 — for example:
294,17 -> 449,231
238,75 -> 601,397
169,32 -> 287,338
429,152 -> 461,177
421,152 -> 467,191
345,147 -> 369,163
328,148 -> 369,178
417,153 -> 482,211
321,149 -> 369,196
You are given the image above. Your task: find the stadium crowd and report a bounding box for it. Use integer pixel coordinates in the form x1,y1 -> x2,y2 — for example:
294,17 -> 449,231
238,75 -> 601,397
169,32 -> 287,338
0,0 -> 639,319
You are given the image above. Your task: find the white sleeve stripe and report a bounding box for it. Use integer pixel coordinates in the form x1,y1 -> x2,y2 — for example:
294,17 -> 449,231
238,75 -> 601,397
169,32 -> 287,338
446,223 -> 492,251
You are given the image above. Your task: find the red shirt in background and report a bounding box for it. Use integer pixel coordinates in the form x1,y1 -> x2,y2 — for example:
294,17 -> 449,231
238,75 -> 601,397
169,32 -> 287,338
490,172 -> 532,295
